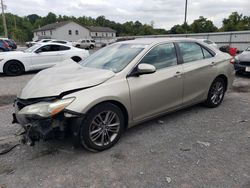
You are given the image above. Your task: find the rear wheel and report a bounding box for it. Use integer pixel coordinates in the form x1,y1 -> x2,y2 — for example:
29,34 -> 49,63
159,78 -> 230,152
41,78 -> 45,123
79,103 -> 125,152
204,78 -> 226,108
89,45 -> 94,49
3,60 -> 25,76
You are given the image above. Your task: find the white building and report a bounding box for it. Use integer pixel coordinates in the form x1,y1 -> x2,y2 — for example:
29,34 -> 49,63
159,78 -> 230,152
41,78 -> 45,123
87,26 -> 116,44
33,21 -> 116,44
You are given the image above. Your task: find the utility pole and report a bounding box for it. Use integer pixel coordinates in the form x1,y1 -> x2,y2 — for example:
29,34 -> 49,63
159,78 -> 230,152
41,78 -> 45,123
1,0 -> 8,37
184,0 -> 188,33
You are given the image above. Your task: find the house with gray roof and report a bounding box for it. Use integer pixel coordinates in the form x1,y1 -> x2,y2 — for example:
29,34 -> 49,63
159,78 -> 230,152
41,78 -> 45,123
33,21 -> 116,44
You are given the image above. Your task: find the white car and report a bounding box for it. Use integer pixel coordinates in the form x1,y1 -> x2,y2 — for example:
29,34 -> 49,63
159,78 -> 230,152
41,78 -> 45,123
73,39 -> 96,49
50,40 -> 73,46
198,39 -> 218,48
25,39 -> 52,47
0,43 -> 89,75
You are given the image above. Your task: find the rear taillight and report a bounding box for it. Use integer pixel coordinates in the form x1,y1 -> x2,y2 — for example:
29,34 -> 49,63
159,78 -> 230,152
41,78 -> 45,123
230,58 -> 235,64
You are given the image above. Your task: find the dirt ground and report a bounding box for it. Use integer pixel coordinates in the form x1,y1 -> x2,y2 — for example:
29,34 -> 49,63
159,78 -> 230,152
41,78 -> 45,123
0,73 -> 250,188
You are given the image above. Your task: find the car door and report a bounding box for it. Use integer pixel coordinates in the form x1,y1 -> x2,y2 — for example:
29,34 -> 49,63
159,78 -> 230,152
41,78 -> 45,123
127,43 -> 183,122
31,44 -> 63,69
80,40 -> 86,48
177,42 -> 217,106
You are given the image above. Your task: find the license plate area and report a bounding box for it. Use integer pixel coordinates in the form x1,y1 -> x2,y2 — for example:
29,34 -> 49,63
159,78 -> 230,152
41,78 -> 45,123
246,67 -> 250,72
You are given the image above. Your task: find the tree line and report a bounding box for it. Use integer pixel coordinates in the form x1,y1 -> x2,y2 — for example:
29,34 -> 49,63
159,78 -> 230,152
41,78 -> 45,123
0,11 -> 249,43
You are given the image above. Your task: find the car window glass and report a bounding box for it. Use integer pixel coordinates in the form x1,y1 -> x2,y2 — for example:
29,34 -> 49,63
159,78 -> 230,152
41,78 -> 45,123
140,43 -> 177,69
37,45 -> 61,52
59,46 -> 70,51
81,43 -> 145,73
53,41 -> 66,44
86,40 -> 90,43
178,42 -> 204,63
37,45 -> 51,52
202,47 -> 213,58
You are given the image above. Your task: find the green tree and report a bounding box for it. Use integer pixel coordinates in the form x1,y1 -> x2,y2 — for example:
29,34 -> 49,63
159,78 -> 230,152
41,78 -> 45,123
190,16 -> 217,33
221,12 -> 250,31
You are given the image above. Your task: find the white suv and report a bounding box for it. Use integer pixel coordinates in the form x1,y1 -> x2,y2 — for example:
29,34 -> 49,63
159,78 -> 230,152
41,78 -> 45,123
74,39 -> 95,49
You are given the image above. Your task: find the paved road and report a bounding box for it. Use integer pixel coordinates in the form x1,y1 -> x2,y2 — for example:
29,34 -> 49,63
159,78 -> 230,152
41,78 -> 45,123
0,72 -> 249,188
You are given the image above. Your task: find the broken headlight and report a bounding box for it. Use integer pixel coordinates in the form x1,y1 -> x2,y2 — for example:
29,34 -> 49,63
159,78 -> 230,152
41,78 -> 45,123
18,97 -> 75,118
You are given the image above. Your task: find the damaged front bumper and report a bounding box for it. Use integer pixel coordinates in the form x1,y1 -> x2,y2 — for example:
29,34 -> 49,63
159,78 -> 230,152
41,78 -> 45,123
13,98 -> 84,146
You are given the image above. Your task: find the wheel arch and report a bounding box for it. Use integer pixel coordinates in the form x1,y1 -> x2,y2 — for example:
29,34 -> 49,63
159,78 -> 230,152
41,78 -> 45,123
87,100 -> 129,130
214,74 -> 228,91
3,59 -> 26,71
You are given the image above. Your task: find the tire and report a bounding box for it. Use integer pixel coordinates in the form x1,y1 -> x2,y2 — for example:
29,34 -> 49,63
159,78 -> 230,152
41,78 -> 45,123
204,77 -> 226,108
71,56 -> 82,63
0,48 -> 4,52
89,45 -> 94,49
79,103 -> 125,152
3,60 -> 25,76
75,44 -> 80,48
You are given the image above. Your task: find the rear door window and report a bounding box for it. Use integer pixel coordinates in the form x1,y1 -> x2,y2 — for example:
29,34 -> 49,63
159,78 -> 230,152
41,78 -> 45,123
178,42 -> 204,63
59,46 -> 70,51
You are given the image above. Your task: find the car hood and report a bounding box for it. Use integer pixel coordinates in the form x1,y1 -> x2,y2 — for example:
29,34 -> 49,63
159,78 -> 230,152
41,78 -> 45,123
236,51 -> 250,61
19,62 -> 115,99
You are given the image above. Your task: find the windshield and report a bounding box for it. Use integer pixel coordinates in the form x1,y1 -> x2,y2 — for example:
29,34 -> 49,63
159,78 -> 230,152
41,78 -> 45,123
80,43 -> 145,73
24,44 -> 42,53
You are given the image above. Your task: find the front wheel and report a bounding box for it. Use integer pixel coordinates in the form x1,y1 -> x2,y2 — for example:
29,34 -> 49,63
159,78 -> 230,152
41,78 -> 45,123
79,103 -> 125,152
3,60 -> 25,76
204,78 -> 226,108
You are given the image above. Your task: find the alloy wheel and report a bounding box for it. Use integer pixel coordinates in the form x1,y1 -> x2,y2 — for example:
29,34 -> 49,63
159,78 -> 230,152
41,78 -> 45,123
210,81 -> 224,105
89,111 -> 120,147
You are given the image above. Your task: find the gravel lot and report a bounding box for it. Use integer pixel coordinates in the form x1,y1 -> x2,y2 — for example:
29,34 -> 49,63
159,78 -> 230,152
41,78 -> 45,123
0,68 -> 249,188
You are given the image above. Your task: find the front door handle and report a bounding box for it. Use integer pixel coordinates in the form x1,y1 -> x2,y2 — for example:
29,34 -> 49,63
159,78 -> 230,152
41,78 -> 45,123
174,71 -> 182,78
210,62 -> 216,67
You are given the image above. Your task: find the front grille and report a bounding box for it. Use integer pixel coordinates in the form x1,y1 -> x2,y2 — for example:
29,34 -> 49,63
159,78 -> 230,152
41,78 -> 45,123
239,61 -> 250,66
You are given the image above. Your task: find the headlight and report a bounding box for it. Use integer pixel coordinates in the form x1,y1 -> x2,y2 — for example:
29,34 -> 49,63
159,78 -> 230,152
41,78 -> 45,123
18,97 -> 75,117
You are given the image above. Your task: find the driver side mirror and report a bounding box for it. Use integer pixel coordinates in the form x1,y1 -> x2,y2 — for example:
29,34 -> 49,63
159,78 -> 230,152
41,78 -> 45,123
131,63 -> 156,76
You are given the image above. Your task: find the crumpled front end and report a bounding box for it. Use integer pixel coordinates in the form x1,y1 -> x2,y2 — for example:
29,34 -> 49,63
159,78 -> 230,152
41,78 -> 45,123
13,97 -> 84,146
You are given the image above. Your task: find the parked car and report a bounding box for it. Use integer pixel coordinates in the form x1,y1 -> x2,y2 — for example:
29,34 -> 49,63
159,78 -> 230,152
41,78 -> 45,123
13,38 -> 234,151
198,39 -> 218,48
50,40 -> 72,46
0,38 -> 17,50
73,39 -> 95,49
0,43 -> 89,75
234,46 -> 250,74
25,39 -> 53,47
0,39 -> 11,52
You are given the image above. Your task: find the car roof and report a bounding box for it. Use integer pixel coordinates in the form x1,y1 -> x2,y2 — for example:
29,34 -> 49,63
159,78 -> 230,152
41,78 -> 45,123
118,37 -> 202,45
38,42 -> 72,48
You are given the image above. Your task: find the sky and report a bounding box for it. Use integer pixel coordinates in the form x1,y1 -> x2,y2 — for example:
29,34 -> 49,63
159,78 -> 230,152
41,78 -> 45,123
5,0 -> 250,30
